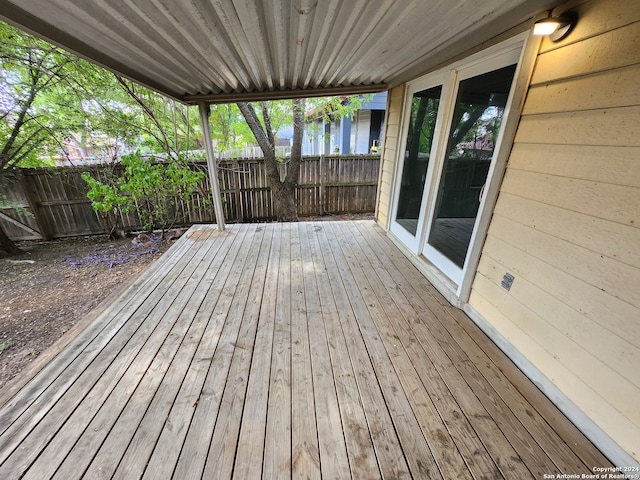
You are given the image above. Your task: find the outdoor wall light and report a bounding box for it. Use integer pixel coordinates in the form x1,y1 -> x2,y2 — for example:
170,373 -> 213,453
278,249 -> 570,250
533,12 -> 577,41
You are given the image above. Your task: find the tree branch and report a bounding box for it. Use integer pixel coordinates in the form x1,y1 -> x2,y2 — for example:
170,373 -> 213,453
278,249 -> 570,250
237,102 -> 272,154
0,78 -> 38,167
114,75 -> 172,153
260,102 -> 275,149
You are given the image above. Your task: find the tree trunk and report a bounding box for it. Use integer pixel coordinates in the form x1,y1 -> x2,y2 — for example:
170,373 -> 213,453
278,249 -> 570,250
237,100 -> 305,222
261,147 -> 299,222
0,225 -> 21,257
270,179 -> 298,222
267,98 -> 305,222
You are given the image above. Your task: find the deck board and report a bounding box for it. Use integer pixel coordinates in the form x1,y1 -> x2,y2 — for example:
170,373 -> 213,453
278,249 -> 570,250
332,221 -> 471,479
354,221 -> 541,478
0,220 -> 613,479
113,224 -> 244,479
263,223 -> 293,479
325,221 -> 443,479
290,223 -> 321,479
143,224 -> 252,479
316,223 -> 411,479
233,223 -> 279,479
299,222 -> 350,478
201,222 -> 273,480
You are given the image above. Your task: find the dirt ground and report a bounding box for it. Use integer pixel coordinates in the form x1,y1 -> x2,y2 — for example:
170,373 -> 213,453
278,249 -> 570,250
0,233 -> 172,391
0,213 -> 374,392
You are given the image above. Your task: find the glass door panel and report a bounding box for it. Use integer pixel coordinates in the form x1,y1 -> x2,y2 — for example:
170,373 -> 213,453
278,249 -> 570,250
394,85 -> 442,237
425,64 -> 517,269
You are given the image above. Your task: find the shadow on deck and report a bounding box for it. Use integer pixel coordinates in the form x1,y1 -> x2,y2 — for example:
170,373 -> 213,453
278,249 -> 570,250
0,220 -> 611,479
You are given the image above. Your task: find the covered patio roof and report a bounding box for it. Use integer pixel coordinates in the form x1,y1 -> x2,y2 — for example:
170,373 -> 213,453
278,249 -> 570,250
1,0 -> 556,104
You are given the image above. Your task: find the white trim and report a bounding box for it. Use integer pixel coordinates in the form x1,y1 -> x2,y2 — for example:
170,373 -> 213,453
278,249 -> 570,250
463,302 -> 640,469
424,38 -> 524,295
387,230 -> 462,307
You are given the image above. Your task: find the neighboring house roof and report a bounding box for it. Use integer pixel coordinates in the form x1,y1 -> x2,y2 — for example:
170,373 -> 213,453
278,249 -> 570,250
0,0 -> 553,104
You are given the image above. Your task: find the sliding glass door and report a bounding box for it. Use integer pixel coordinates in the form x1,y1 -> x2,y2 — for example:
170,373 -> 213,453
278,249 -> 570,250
391,41 -> 523,292
422,62 -> 517,283
390,74 -> 446,250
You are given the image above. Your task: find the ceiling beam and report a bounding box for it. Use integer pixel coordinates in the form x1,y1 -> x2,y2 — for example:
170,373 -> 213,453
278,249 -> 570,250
182,83 -> 388,105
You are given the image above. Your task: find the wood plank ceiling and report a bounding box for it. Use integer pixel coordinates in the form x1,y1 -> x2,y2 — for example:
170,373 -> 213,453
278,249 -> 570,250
0,0 -> 554,104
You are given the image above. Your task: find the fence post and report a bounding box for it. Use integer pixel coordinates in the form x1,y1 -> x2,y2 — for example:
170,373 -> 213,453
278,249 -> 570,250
319,155 -> 325,215
233,158 -> 243,222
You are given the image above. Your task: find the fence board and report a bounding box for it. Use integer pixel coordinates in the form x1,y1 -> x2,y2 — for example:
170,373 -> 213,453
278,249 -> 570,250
1,155 -> 380,240
0,172 -> 41,240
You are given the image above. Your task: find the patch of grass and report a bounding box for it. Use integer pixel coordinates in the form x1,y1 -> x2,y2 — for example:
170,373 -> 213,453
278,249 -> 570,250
0,339 -> 14,353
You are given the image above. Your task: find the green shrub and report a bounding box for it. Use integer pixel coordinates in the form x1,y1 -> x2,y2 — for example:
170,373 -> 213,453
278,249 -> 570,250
82,152 -> 204,236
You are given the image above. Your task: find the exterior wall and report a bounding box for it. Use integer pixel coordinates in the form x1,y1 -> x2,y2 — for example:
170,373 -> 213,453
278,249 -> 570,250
330,121 -> 339,153
375,86 -> 404,227
303,93 -> 388,155
302,120 -> 320,155
364,93 -> 388,111
375,0 -> 640,463
469,0 -> 640,463
353,110 -> 372,154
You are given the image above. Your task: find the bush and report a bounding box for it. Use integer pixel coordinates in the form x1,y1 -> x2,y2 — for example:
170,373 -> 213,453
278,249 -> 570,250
82,152 -> 204,236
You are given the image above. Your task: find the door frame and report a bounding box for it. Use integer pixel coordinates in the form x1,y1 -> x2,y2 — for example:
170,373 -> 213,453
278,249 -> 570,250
388,32 -> 538,302
389,69 -> 451,253
421,43 -> 522,288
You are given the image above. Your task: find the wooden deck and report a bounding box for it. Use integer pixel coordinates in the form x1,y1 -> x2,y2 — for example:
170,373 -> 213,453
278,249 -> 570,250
0,220 -> 611,479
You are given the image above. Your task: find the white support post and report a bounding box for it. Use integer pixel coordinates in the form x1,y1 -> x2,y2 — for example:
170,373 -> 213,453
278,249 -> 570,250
198,102 -> 226,231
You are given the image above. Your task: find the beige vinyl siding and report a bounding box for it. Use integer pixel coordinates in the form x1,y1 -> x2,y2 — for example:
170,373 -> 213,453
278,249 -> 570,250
469,0 -> 640,462
376,86 -> 404,228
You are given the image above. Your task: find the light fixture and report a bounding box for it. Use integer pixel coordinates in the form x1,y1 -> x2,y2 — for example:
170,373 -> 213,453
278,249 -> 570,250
533,12 -> 577,41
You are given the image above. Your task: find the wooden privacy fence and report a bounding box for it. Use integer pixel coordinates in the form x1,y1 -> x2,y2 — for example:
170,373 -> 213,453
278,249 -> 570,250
0,155 -> 380,241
